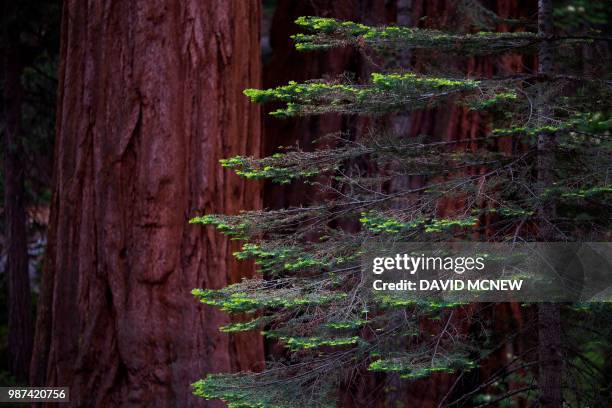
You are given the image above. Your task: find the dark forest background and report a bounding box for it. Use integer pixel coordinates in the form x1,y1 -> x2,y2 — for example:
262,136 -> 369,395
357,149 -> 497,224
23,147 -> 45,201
0,0 -> 609,407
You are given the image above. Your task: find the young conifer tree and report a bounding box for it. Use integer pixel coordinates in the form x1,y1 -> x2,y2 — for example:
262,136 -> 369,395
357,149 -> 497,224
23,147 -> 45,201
191,3 -> 611,407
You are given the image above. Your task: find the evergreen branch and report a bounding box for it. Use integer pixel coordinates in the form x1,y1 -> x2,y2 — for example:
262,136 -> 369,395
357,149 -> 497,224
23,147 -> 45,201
244,73 -> 480,116
292,16 -> 538,54
291,17 -> 607,56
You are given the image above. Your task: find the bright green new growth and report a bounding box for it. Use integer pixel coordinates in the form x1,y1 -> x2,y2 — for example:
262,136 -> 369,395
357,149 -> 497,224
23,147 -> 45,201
193,376 -> 271,408
243,73 -> 480,116
219,316 -> 272,333
221,156 -> 319,183
368,353 -> 477,379
193,374 -> 310,408
492,111 -> 612,137
466,90 -> 518,110
263,332 -> 363,351
292,16 -> 538,54
189,214 -> 248,239
192,286 -> 346,314
219,149 -> 354,183
231,242 -> 348,275
325,319 -> 368,330
359,211 -> 479,234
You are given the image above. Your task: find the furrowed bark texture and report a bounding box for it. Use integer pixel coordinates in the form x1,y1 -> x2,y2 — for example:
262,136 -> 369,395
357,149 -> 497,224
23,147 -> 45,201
30,1 -> 262,406
3,48 -> 33,383
536,1 -> 563,407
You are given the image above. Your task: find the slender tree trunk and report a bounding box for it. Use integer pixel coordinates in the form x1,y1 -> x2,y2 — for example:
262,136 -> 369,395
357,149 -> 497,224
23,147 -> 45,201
538,303 -> 562,407
31,1 -> 262,406
386,2 -> 414,406
536,1 -> 563,407
2,47 -> 33,383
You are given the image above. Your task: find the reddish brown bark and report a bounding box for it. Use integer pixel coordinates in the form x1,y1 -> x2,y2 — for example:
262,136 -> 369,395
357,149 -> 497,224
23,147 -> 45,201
30,1 -> 262,406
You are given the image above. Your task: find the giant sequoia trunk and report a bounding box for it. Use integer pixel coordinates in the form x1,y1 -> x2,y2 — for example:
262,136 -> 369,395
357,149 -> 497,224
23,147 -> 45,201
30,1 -> 262,406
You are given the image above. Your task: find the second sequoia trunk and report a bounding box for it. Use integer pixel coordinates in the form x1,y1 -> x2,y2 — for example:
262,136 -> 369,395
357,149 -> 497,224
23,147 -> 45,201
30,1 -> 262,406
